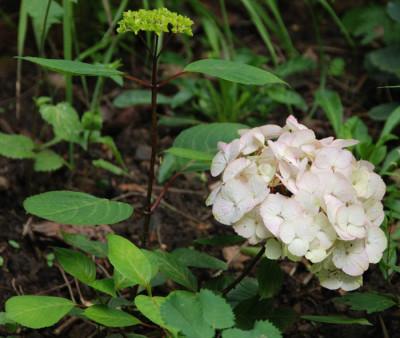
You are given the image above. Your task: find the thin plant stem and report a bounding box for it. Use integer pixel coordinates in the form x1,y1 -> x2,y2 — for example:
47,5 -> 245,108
122,74 -> 152,88
141,34 -> 159,249
157,71 -> 185,87
221,246 -> 266,297
62,0 -> 73,104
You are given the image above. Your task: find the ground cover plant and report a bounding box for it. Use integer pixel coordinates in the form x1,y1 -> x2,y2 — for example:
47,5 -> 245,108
0,1 -> 399,337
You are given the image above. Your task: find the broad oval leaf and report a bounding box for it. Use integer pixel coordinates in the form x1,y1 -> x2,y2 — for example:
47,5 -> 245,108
172,248 -> 228,270
34,151 -> 65,171
39,102 -> 84,145
184,59 -> 287,86
23,191 -> 133,226
164,147 -> 215,162
135,295 -> 180,335
0,132 -> 35,159
159,122 -> 248,178
60,231 -> 108,258
83,305 -> 140,327
257,258 -> 283,299
88,278 -> 116,297
108,234 -> 152,287
315,89 -> 343,136
19,57 -> 124,77
333,292 -> 396,314
113,90 -> 171,108
161,292 -> 214,338
54,247 -> 96,284
6,296 -> 75,329
198,289 -> 235,329
155,249 -> 198,291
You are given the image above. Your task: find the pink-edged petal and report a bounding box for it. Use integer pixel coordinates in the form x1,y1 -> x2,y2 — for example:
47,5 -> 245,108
366,226 -> 387,264
222,158 -> 250,182
318,269 -> 343,290
260,125 -> 282,139
285,115 -> 308,131
206,183 -> 222,206
340,274 -> 363,291
281,198 -> 303,220
279,221 -> 296,244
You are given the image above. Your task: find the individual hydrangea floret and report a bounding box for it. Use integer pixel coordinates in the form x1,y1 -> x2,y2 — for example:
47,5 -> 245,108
207,115 -> 387,291
117,8 -> 194,36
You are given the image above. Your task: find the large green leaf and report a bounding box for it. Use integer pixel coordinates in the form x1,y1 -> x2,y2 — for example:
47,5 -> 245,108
161,292 -> 214,338
60,231 -> 108,258
83,305 -> 140,327
160,122 -> 247,176
113,90 -> 171,108
155,249 -> 198,291
369,44 -> 400,77
222,320 -> 281,338
108,234 -> 152,288
164,147 -> 215,162
380,106 -> 400,140
19,57 -> 124,77
172,248 -> 228,270
315,89 -> 343,136
301,315 -> 372,325
198,289 -> 235,329
6,296 -> 75,329
257,258 -> 283,299
39,102 -> 84,145
34,151 -> 65,171
333,293 -> 396,314
135,295 -> 180,336
0,132 -> 35,159
266,86 -> 308,110
23,191 -> 133,225
88,278 -> 116,297
184,59 -> 287,86
54,247 -> 96,284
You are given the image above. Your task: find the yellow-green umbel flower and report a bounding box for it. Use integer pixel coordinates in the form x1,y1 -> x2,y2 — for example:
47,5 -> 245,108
117,8 -> 194,36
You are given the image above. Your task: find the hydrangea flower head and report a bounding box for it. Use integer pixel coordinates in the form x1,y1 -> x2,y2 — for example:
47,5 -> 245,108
207,115 -> 387,291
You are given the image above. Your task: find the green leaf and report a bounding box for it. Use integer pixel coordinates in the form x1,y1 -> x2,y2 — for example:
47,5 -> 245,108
92,135 -> 127,170
141,249 -> 160,281
266,86 -> 308,110
233,295 -> 273,330
34,151 -> 65,171
113,90 -> 171,108
92,159 -> 129,177
257,258 -> 283,299
380,106 -> 400,140
388,1 -> 400,22
368,102 -> 399,121
108,234 -> 151,287
172,248 -> 228,270
155,249 -> 198,291
19,57 -> 124,77
226,278 -> 259,307
39,102 -> 84,145
369,44 -> 400,77
0,132 -> 35,159
162,122 -> 248,176
23,191 -> 133,225
184,59 -> 287,86
54,247 -> 96,284
6,296 -> 75,329
83,305 -> 140,327
333,293 -> 396,314
301,315 -> 372,325
222,319 -> 281,338
161,293 -> 214,338
114,269 -> 137,291
194,235 -> 245,245
198,289 -> 235,329
315,89 -> 343,136
268,307 -> 297,332
135,295 -> 180,336
60,231 -> 108,258
88,278 -> 116,297
164,147 -> 215,162
380,147 -> 400,174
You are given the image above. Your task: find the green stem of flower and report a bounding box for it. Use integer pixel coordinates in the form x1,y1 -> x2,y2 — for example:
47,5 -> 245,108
141,33 -> 159,249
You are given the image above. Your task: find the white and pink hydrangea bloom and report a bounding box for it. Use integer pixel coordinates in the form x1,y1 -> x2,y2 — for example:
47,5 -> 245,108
207,115 -> 387,291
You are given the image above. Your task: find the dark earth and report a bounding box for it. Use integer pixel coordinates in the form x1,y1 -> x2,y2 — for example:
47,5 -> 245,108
0,1 -> 399,337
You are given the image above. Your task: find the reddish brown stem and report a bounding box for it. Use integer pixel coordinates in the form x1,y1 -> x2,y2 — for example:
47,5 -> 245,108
151,171 -> 181,212
158,71 -> 185,88
122,74 -> 152,88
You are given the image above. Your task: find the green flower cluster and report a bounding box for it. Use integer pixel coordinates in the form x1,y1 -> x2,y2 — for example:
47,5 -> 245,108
117,8 -> 194,36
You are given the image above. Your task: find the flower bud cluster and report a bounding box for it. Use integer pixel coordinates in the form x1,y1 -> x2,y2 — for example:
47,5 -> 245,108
207,115 -> 387,291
